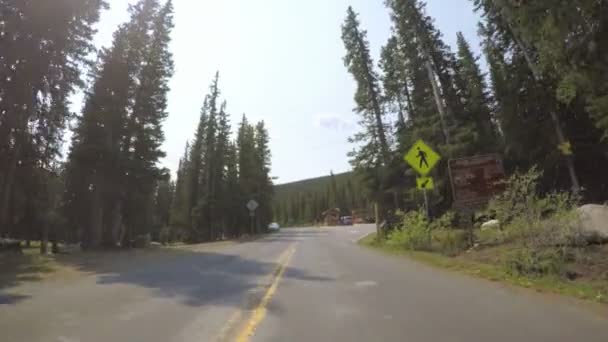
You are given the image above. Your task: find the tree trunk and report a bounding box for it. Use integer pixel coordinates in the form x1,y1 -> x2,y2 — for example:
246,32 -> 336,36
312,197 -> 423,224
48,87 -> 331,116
89,174 -> 104,249
0,149 -> 18,234
425,59 -> 452,147
402,77 -> 415,118
40,222 -> 49,255
105,200 -> 123,247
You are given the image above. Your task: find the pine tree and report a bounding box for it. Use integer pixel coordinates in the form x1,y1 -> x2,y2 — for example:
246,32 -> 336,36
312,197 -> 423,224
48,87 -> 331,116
379,36 -> 411,128
455,31 -> 497,152
224,141 -> 241,237
170,142 -> 191,229
211,100 -> 231,238
122,0 -> 174,242
342,7 -> 391,167
0,0 -> 106,236
67,25 -> 134,248
187,97 -> 209,236
254,121 -> 274,230
66,0 -> 174,248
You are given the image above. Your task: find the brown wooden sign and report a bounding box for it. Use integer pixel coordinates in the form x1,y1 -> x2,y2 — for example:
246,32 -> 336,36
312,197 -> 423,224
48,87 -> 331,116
448,154 -> 506,211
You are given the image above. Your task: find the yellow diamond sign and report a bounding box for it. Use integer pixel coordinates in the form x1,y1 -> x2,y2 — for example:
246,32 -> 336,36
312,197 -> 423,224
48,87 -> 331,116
417,176 -> 434,190
404,140 -> 441,176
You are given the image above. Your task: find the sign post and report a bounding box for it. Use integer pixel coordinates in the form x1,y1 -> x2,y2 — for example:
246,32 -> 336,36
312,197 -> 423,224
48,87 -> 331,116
405,140 -> 441,219
246,199 -> 259,235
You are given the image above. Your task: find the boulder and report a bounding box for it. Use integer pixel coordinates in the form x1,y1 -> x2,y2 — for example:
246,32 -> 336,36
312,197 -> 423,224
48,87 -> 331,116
481,219 -> 500,230
57,243 -> 82,254
577,204 -> 608,243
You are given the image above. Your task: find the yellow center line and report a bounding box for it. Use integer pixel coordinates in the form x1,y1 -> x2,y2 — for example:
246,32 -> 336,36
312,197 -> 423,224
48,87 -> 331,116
234,244 -> 297,342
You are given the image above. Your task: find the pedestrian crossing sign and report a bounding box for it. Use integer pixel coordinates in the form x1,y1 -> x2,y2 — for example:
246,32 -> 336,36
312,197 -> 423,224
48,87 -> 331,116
404,140 -> 441,176
417,176 -> 434,190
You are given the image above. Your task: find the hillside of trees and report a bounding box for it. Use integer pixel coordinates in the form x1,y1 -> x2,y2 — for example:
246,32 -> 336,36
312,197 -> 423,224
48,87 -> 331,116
0,0 -> 273,251
341,0 -> 608,220
272,172 -> 372,226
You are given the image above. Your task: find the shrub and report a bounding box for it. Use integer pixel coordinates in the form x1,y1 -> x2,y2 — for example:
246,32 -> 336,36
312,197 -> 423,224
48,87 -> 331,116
386,210 -> 460,253
433,229 -> 468,256
387,210 -> 431,251
505,248 -> 565,277
490,167 -> 583,277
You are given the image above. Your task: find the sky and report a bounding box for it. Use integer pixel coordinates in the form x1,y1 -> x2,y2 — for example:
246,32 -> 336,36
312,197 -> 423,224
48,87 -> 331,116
74,0 -> 483,184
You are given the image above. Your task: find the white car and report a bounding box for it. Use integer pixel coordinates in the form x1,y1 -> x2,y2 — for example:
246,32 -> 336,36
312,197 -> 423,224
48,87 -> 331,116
268,222 -> 280,231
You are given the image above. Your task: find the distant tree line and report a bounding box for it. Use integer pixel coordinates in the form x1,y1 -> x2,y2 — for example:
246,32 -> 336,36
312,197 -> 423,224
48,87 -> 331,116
272,171 -> 373,226
341,0 -> 608,219
0,0 -> 274,251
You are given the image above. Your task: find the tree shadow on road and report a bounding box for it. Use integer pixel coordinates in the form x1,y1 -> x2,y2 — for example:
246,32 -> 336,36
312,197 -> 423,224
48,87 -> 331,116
0,253 -> 55,292
0,293 -> 30,305
45,247 -> 334,308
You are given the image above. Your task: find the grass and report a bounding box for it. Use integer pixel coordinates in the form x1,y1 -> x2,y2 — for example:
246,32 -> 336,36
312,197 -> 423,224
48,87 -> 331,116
0,248 -> 59,289
359,233 -> 608,304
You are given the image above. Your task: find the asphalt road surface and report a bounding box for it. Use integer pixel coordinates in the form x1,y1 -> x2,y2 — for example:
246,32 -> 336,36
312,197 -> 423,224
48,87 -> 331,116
1,225 -> 608,342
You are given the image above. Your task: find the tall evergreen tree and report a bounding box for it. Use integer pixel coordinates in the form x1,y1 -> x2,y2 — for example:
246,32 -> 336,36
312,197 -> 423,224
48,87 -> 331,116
0,0 -> 106,235
253,121 -> 274,231
342,7 -> 391,167
455,31 -> 497,152
122,0 -> 175,242
66,0 -> 174,247
170,142 -> 191,228
379,36 -> 411,128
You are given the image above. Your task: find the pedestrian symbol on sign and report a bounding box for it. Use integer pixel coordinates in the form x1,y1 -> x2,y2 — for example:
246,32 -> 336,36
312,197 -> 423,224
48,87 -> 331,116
417,147 -> 429,169
404,140 -> 441,176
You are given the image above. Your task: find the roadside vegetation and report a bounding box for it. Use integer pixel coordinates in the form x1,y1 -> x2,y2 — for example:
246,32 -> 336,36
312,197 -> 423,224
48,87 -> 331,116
361,169 -> 608,304
341,1 -> 608,240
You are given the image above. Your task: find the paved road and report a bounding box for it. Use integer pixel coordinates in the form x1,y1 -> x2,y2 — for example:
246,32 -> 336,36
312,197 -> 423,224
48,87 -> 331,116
1,225 -> 607,342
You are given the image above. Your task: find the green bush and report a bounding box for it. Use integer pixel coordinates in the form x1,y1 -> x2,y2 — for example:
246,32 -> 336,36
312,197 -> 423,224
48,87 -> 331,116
387,210 -> 431,251
489,167 -> 583,277
386,210 -> 460,253
505,248 -> 565,277
433,229 -> 468,256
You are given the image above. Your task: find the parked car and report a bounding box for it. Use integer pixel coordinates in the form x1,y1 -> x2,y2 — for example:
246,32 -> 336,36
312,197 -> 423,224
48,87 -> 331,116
340,216 -> 353,226
268,222 -> 281,231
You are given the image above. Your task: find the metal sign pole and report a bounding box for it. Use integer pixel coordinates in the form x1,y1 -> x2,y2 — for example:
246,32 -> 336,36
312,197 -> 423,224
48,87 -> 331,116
423,188 -> 429,219
250,212 -> 255,235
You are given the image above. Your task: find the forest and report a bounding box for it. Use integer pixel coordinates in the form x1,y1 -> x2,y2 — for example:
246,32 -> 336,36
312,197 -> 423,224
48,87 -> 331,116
272,171 -> 373,226
341,0 -> 608,220
0,0 -> 273,251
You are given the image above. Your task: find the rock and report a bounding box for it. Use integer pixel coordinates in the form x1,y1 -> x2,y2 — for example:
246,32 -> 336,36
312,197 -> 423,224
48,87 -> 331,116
481,219 -> 500,230
577,204 -> 608,243
57,243 -> 81,254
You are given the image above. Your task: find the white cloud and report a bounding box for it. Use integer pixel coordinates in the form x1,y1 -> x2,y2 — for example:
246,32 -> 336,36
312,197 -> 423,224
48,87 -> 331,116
313,112 -> 356,132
